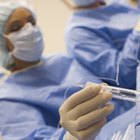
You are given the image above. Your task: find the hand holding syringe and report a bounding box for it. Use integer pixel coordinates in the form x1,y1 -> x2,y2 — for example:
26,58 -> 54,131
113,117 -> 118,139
78,83 -> 140,103
102,85 -> 140,103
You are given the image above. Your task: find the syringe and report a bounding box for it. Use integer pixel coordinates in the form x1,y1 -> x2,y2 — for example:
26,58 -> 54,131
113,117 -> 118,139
102,85 -> 140,103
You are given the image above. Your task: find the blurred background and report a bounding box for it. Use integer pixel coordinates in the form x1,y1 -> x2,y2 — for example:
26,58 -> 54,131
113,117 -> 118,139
28,0 -> 71,55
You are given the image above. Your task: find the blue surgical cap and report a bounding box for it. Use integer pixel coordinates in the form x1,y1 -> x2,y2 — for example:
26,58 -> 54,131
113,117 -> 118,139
0,0 -> 35,68
72,0 -> 98,6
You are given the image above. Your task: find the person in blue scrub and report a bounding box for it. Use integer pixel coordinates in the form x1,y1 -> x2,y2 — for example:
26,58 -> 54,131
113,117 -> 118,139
0,1 -> 114,140
64,0 -> 140,90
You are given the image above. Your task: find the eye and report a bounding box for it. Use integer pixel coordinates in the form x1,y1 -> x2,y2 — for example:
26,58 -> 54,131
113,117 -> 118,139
10,21 -> 22,32
27,16 -> 36,25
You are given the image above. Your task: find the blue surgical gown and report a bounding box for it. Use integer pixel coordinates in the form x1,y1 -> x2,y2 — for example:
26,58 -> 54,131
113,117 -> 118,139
0,54 -> 103,140
65,3 -> 140,89
97,95 -> 140,140
96,106 -> 136,140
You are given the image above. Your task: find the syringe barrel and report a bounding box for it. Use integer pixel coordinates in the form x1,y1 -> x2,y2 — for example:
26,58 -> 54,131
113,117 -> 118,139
102,86 -> 139,103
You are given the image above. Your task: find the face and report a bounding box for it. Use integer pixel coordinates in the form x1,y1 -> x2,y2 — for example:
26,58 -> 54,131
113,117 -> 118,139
4,7 -> 36,52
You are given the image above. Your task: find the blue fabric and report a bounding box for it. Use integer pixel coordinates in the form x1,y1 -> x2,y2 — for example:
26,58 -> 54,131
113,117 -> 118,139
0,54 -> 103,140
96,99 -> 140,140
65,3 -> 140,89
136,104 -> 140,140
107,0 -> 139,9
96,106 -> 136,140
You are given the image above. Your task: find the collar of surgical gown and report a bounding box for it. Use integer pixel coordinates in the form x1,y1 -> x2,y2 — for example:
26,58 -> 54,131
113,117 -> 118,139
0,54 -> 102,105
68,3 -> 140,50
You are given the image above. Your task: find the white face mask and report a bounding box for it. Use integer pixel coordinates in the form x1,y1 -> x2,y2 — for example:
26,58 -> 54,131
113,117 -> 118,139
6,23 -> 44,62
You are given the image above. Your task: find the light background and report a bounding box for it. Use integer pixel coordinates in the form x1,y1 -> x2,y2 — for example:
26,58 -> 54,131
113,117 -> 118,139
29,0 -> 71,55
0,0 -> 71,55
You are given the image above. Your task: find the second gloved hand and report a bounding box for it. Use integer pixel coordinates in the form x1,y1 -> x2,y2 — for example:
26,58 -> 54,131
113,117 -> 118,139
59,83 -> 114,140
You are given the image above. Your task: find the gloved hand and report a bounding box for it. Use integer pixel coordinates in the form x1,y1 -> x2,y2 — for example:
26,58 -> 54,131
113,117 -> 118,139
59,83 -> 114,140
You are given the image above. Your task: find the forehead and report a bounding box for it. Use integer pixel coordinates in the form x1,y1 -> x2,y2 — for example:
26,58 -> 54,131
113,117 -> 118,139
6,7 -> 33,26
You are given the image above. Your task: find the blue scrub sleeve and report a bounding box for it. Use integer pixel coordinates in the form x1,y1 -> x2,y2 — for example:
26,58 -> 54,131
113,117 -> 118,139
0,100 -> 66,140
66,27 -> 140,89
